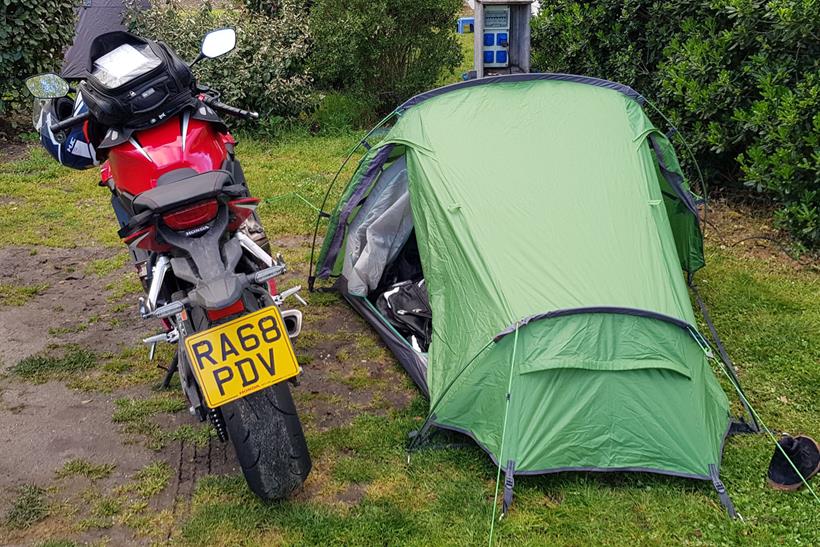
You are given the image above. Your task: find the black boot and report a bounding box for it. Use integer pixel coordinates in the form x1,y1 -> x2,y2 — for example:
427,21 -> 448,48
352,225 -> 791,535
767,435 -> 820,491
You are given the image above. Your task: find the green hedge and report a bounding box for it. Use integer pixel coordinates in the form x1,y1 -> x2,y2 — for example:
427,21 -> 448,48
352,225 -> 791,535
0,0 -> 77,133
127,0 -> 314,134
532,0 -> 820,248
309,0 -> 463,115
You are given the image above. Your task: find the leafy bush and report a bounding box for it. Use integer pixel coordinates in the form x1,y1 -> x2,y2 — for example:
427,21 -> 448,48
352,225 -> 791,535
309,0 -> 463,114
241,0 -> 281,16
0,0 -> 77,133
241,0 -> 309,17
735,73 -> 819,243
127,0 -> 314,134
531,0 -> 820,248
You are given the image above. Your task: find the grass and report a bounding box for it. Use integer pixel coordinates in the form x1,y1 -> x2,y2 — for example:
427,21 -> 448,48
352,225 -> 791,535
66,343 -> 175,393
438,32 -> 475,86
48,323 -> 88,336
0,148 -> 118,248
10,345 -> 97,383
112,393 -> 188,424
236,131 -> 364,239
70,461 -> 172,537
697,251 -> 820,430
5,485 -> 48,529
165,422 -> 218,448
178,387 -> 820,547
0,132 -> 362,250
76,496 -> 122,532
56,459 -> 116,482
0,281 -> 49,306
128,461 -> 173,499
105,275 -> 144,302
110,391 -> 215,451
2,137 -> 817,544
85,253 -> 128,277
2,142 -> 818,546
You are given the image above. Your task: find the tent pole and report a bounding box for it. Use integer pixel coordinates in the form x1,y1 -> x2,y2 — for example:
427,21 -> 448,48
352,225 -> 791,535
407,338 -> 495,454
489,322 -> 520,545
308,110 -> 399,291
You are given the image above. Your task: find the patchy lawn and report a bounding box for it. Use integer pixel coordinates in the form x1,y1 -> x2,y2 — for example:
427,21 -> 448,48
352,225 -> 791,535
0,131 -> 817,546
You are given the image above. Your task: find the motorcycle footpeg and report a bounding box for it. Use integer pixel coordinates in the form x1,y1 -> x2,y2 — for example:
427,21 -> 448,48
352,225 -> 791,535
142,328 -> 180,360
275,285 -> 307,307
142,328 -> 179,346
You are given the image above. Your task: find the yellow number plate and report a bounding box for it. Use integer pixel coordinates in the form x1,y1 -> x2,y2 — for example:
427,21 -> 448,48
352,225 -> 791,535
184,306 -> 300,408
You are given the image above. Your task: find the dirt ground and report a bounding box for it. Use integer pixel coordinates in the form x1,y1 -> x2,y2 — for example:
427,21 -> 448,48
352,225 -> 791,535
0,247 -> 141,365
703,198 -> 818,270
0,142 -> 30,164
0,241 -> 415,545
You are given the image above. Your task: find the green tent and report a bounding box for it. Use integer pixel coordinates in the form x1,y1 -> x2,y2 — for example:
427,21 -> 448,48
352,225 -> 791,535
311,74 -> 755,514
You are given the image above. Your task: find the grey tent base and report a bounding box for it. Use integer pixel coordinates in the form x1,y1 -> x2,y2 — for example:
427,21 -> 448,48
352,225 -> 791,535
428,419 -> 715,481
424,418 -> 740,518
338,278 -> 429,398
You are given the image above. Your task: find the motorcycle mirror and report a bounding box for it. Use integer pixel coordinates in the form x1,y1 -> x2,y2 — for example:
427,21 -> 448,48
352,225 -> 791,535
200,28 -> 236,59
25,73 -> 69,99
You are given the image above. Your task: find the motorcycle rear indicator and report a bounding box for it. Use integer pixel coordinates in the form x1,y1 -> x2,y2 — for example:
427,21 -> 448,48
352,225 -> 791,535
163,200 -> 218,230
227,197 -> 261,231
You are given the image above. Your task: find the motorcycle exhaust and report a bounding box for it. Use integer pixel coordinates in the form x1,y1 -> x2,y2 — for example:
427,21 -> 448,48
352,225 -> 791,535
280,309 -> 302,339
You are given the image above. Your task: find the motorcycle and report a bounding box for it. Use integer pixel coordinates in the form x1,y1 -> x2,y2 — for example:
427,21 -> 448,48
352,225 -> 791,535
25,28 -> 311,500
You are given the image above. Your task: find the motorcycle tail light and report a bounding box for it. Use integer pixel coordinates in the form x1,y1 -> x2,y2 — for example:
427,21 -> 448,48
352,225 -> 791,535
267,279 -> 278,297
206,299 -> 245,321
163,200 -> 218,231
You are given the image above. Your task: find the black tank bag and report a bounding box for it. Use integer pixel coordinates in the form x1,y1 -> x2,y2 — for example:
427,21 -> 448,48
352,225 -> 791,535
376,279 -> 432,350
80,31 -> 196,130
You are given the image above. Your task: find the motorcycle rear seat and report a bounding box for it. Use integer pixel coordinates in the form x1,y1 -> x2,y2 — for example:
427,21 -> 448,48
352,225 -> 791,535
132,170 -> 237,214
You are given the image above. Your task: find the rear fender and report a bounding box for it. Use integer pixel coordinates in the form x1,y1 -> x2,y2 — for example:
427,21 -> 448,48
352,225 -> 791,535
161,205 -> 244,309
158,204 -> 229,280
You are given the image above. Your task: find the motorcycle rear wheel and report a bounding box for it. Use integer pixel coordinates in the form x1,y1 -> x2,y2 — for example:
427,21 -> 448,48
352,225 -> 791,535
189,292 -> 311,500
221,382 -> 311,500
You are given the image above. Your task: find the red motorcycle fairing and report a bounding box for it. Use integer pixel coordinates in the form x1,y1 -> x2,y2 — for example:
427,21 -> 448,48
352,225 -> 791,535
105,113 -> 232,196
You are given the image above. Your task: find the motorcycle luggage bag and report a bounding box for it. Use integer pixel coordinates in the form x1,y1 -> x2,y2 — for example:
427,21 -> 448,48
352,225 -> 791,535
79,31 -> 196,129
376,279 -> 432,351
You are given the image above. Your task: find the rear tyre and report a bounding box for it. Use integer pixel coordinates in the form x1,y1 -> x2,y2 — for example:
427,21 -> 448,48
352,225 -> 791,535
222,382 -> 311,500
189,293 -> 311,500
